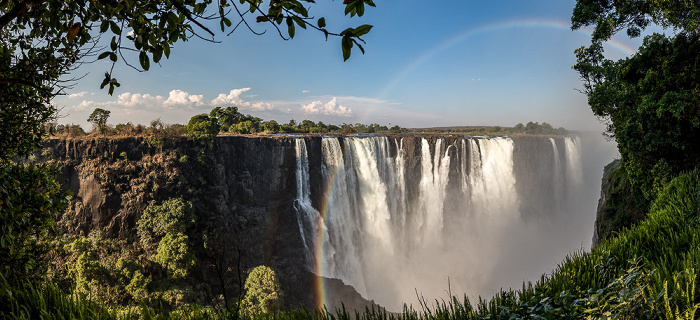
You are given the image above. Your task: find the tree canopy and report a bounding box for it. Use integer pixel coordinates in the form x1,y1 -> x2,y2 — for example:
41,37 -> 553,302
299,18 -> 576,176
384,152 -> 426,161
572,1 -> 700,198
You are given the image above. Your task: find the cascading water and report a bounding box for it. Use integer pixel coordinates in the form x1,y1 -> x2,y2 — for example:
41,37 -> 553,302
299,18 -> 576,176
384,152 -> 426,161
294,135 -> 591,310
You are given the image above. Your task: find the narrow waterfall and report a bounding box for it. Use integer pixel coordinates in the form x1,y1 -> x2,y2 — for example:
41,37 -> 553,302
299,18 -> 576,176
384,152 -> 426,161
564,136 -> 583,187
294,135 -> 589,309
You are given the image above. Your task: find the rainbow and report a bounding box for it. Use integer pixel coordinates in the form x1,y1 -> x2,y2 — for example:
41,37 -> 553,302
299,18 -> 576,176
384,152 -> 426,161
359,18 -> 637,124
313,19 -> 637,309
312,140 -> 346,311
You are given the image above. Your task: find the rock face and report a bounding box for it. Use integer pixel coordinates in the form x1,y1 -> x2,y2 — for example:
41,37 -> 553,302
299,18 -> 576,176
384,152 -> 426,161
38,134 -> 581,311
591,159 -> 650,247
41,135 -> 321,308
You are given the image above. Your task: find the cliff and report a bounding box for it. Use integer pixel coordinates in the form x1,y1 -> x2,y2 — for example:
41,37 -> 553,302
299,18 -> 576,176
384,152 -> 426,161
591,159 -> 650,246
38,133 -> 582,311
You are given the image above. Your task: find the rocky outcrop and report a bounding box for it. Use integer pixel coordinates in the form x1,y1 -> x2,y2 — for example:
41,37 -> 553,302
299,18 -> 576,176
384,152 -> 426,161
591,159 -> 650,247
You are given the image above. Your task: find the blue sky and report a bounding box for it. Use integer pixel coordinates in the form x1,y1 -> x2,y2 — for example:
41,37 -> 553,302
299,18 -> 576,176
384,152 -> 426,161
53,0 -> 647,131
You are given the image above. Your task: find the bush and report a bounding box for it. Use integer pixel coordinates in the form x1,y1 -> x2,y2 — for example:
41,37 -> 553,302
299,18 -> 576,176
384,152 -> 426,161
240,265 -> 283,315
155,232 -> 196,279
137,198 -> 196,247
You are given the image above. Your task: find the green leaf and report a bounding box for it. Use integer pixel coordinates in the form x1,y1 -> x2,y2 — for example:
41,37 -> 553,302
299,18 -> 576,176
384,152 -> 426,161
353,24 -> 373,37
97,51 -> 111,60
139,51 -> 150,71
110,36 -> 117,51
153,47 -> 163,63
100,20 -> 109,33
353,39 -> 365,54
356,2 -> 365,16
292,16 -> 306,29
162,43 -> 171,59
100,73 -> 110,89
341,36 -> 353,61
109,52 -> 117,62
286,17 -> 295,38
109,21 -> 121,35
318,17 -> 326,28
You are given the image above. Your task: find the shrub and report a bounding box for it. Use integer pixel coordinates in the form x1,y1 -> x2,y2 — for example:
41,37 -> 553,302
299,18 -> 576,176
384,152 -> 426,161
240,265 -> 283,315
137,198 -> 195,247
155,232 -> 196,279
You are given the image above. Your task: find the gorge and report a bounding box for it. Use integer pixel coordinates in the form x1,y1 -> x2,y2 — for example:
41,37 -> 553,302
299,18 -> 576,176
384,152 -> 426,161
42,133 -> 615,311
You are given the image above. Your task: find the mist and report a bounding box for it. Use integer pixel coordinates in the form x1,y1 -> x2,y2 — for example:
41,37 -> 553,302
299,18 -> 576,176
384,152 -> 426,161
294,133 -> 618,311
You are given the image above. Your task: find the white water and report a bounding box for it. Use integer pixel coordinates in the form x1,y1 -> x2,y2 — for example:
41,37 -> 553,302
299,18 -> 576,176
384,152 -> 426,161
294,135 -> 591,310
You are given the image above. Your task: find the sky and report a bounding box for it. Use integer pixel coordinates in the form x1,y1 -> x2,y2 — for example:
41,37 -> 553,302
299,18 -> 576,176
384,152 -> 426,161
52,0 -> 650,131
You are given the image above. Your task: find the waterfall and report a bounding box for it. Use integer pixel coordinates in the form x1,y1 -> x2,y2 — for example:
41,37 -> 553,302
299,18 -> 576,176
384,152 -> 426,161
548,138 -> 563,210
293,138 -> 329,273
293,135 -> 588,310
564,136 -> 584,186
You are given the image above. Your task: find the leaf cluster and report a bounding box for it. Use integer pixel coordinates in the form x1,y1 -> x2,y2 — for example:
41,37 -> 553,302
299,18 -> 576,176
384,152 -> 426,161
575,32 -> 700,198
0,161 -> 70,284
137,198 -> 196,247
240,265 -> 283,315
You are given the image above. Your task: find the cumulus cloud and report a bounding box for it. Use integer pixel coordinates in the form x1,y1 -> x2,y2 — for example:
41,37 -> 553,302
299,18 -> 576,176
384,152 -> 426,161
301,97 -> 353,116
163,89 -> 205,108
68,91 -> 89,98
210,88 -> 251,106
116,92 -> 165,108
210,88 -> 276,111
302,90 -> 310,93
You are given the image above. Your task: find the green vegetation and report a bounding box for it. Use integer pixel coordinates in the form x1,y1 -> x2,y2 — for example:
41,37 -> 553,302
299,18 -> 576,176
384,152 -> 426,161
572,1 -> 700,200
594,159 -> 651,242
0,161 -> 69,284
240,266 -> 284,315
2,0 -> 700,319
88,108 -> 112,135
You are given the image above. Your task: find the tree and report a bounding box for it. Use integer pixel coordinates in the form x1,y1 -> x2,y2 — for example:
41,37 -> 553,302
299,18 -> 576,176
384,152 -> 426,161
240,265 -> 283,315
184,114 -> 220,143
87,108 -> 111,134
0,161 -> 69,283
572,1 -> 700,198
210,106 -> 243,132
262,120 -> 281,133
155,232 -> 197,278
137,198 -> 196,247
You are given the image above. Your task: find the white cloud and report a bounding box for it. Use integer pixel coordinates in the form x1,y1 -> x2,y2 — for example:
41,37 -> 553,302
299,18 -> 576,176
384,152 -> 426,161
68,91 -> 88,98
250,102 -> 275,111
301,97 -> 353,117
116,92 -> 165,108
210,88 -> 251,106
210,88 -> 276,111
302,90 -> 310,93
163,89 -> 205,108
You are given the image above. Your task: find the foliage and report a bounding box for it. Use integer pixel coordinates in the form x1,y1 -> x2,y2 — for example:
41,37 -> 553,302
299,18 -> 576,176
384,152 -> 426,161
210,106 -> 243,132
184,114 -> 220,143
574,32 -> 700,198
594,159 -> 651,242
571,0 -> 700,41
137,198 -> 196,247
88,108 -> 112,134
155,232 -> 197,279
0,161 -> 69,284
0,78 -> 55,160
573,0 -> 700,199
240,265 -> 283,315
512,121 -> 568,135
